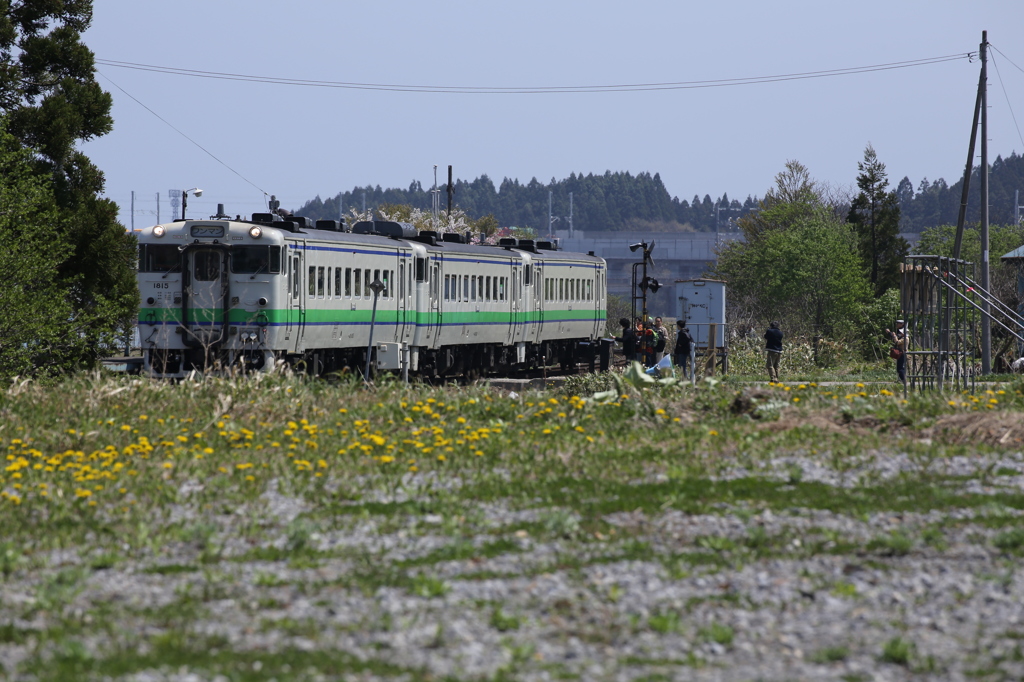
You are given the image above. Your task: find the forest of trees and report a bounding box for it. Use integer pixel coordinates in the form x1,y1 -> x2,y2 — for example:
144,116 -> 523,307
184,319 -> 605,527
297,152 -> 1024,234
298,171 -> 759,234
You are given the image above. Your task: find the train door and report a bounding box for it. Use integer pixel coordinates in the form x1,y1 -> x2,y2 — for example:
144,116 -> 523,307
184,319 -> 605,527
185,247 -> 228,346
534,263 -> 544,339
593,267 -> 604,339
508,264 -> 520,345
430,258 -> 441,344
287,247 -> 303,347
397,258 -> 409,342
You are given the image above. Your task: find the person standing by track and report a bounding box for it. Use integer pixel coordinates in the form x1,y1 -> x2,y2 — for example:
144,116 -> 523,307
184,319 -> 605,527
886,320 -> 907,386
764,321 -> 783,382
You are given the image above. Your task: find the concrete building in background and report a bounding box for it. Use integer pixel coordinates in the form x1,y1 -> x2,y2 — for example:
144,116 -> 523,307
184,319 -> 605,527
553,230 -> 923,319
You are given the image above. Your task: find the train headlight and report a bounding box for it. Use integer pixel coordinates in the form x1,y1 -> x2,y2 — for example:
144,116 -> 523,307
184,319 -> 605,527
153,225 -> 165,238
258,297 -> 268,307
248,226 -> 263,239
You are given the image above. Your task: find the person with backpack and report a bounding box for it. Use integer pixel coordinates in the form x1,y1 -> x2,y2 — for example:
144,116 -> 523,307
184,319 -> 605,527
615,318 -> 639,364
638,319 -> 657,367
886,320 -> 907,385
674,320 -> 694,378
653,317 -> 669,363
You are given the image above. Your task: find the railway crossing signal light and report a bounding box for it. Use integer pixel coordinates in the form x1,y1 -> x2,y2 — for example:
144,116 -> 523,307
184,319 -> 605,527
639,276 -> 661,293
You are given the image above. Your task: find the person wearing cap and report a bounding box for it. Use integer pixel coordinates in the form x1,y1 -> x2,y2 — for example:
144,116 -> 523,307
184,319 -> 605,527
886,320 -> 907,385
764,321 -> 783,382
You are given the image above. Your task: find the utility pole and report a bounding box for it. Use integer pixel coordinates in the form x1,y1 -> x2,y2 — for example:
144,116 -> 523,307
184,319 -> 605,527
432,165 -> 439,230
548,191 -> 553,238
568,192 -> 574,237
981,30 -> 991,374
446,165 -> 453,227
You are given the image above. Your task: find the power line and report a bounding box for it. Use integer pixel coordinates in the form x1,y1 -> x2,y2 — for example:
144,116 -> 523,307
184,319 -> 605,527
991,44 -> 1024,78
94,53 -> 971,95
97,70 -> 270,200
989,52 -> 1024,152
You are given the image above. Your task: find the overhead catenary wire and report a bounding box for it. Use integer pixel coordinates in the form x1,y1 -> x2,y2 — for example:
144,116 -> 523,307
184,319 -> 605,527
94,53 -> 971,95
97,71 -> 270,204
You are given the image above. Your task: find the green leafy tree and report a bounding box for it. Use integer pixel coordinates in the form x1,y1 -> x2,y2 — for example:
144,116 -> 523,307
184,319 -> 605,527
0,1 -> 138,372
848,145 -> 908,296
0,124 -> 76,378
714,161 -> 871,341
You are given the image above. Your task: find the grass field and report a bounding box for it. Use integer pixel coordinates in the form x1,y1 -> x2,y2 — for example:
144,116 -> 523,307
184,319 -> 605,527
2,359 -> 1024,680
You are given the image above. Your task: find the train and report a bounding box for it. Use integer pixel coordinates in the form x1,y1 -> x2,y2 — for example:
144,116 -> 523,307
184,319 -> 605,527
135,208 -> 610,379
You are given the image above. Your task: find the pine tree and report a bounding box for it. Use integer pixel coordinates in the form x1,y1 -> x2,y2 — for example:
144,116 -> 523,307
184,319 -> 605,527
847,145 -> 908,297
0,1 -> 138,372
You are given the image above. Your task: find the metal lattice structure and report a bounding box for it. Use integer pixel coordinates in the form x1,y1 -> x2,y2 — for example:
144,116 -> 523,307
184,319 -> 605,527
901,256 -> 977,393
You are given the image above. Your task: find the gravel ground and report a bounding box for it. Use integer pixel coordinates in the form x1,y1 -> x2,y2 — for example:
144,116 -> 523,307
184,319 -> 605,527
4,447 -> 1024,681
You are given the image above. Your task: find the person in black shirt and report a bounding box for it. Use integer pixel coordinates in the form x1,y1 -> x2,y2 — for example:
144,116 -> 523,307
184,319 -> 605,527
615,318 -> 639,364
764,320 -> 783,382
674,320 -> 694,378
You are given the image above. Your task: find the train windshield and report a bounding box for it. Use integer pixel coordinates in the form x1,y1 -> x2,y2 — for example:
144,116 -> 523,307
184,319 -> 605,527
138,244 -> 180,273
231,246 -> 281,274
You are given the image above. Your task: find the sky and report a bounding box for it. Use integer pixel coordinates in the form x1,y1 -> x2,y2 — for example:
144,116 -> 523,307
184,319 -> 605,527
80,0 -> 1024,229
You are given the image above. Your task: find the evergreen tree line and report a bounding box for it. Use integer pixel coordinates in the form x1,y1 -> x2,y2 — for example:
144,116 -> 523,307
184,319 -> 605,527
298,153 -> 1024,235
298,171 -> 759,234
896,152 -> 1024,232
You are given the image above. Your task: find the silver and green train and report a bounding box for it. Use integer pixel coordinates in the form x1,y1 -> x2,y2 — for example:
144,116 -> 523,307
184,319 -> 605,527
135,211 -> 609,379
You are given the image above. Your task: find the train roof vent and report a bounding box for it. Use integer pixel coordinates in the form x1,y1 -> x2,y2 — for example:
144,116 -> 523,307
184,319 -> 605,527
498,237 -> 518,247
415,230 -> 438,246
536,240 -> 557,251
441,232 -> 466,243
251,212 -> 281,224
283,216 -> 310,232
315,220 -> 342,232
374,221 -> 417,238
517,239 -> 539,253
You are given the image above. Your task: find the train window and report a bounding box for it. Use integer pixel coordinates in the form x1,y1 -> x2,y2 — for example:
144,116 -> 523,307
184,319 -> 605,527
317,267 -> 325,298
558,278 -> 564,301
344,268 -> 351,297
138,244 -> 180,273
587,279 -> 592,300
365,270 -> 372,299
231,246 -> 272,274
194,251 -> 220,281
444,274 -> 450,301
327,268 -> 332,298
576,279 -> 581,301
485,276 -> 491,302
269,246 -> 281,273
463,275 -> 469,301
470,276 -> 477,301
383,270 -> 391,298
500,277 -> 506,301
415,257 -> 427,282
524,265 -> 532,286
307,266 -> 315,296
291,258 -> 299,299
372,269 -> 380,297
353,269 -> 361,298
334,268 -> 342,297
